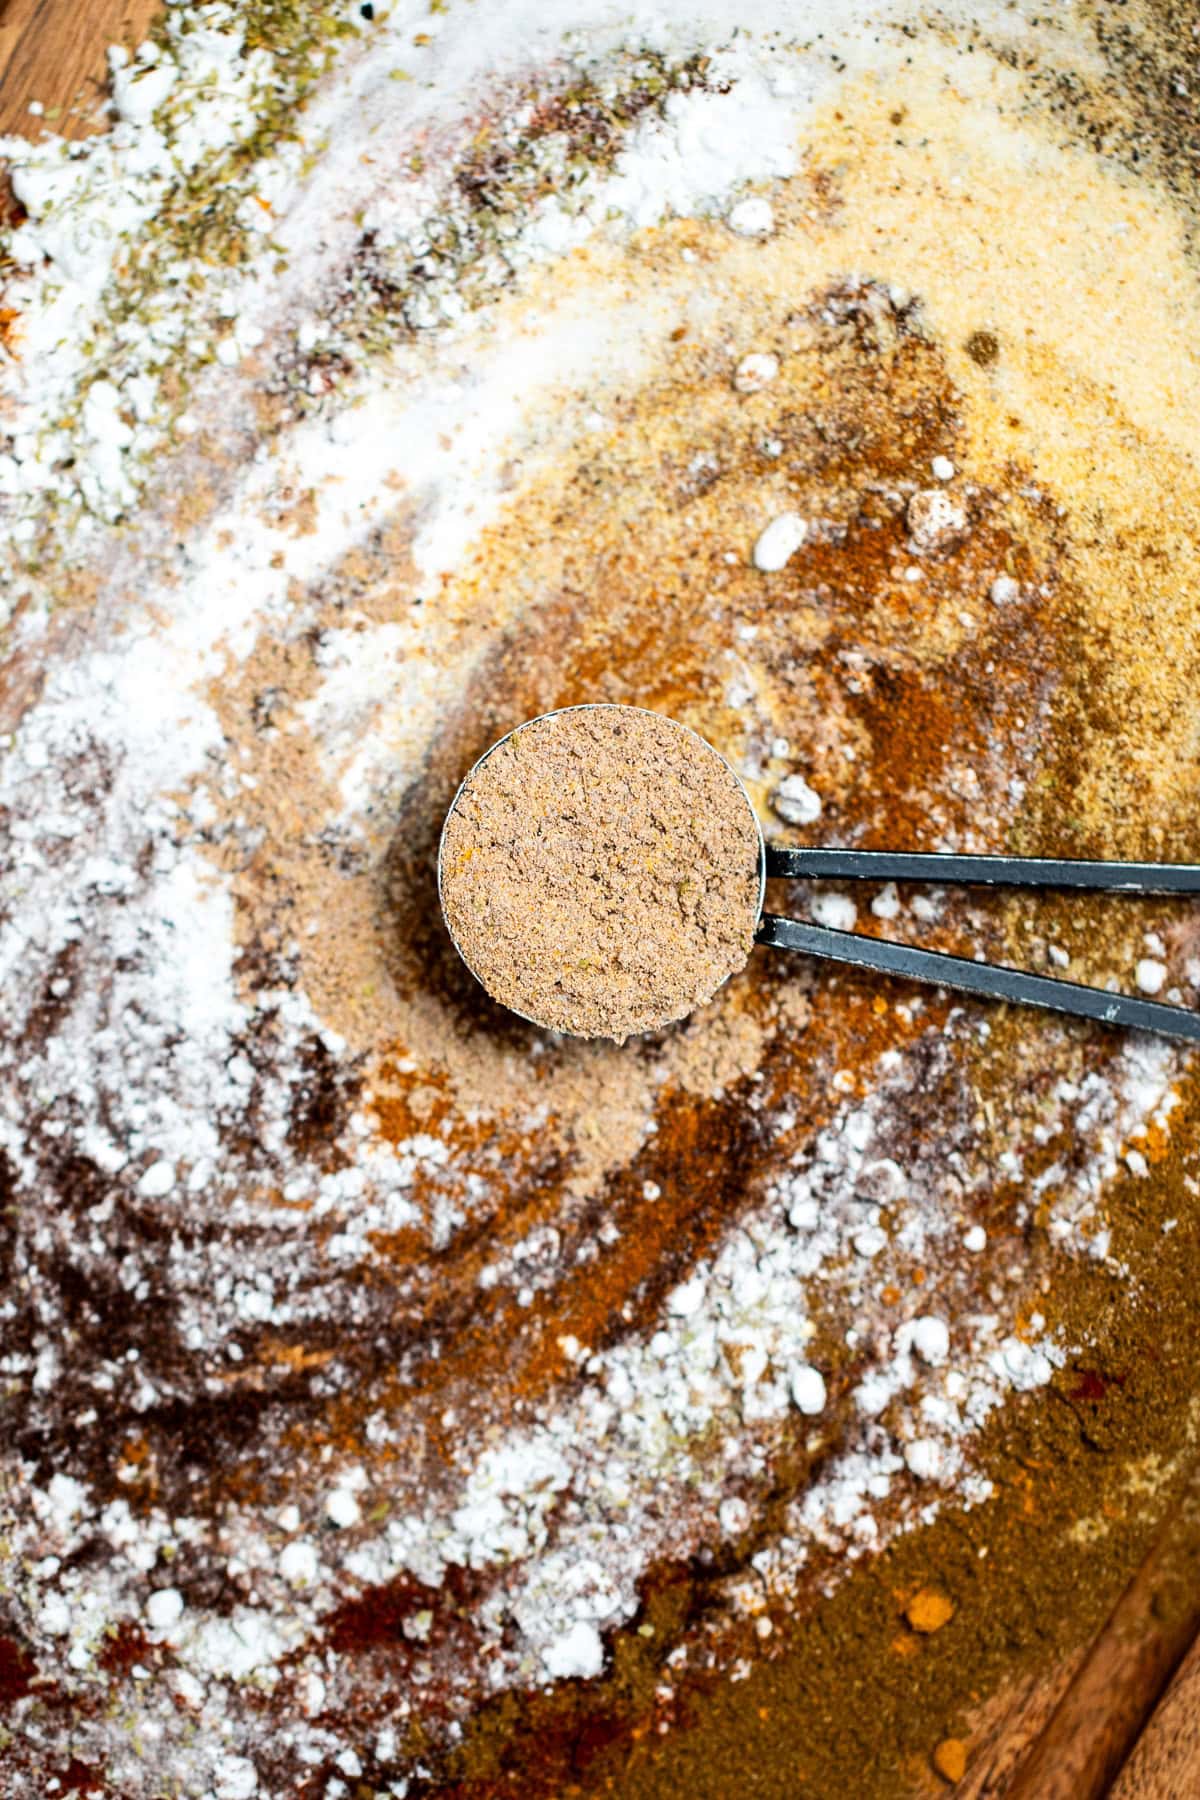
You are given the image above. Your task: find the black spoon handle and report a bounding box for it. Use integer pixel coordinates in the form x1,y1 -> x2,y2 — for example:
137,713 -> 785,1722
756,914 -> 1200,1045
765,848 -> 1200,893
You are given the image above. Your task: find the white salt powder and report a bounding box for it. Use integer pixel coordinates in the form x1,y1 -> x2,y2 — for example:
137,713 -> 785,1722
734,351 -> 780,392
543,1620 -> 605,1680
811,893 -> 857,931
753,512 -> 808,571
907,488 -> 968,551
790,1364 -> 827,1414
145,1588 -> 184,1631
727,196 -> 775,236
324,1489 -> 362,1529
279,1541 -> 320,1586
771,773 -> 822,824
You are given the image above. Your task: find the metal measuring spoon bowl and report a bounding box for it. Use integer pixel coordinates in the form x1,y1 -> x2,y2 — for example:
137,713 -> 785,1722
437,704 -> 766,1040
441,706 -> 1200,1048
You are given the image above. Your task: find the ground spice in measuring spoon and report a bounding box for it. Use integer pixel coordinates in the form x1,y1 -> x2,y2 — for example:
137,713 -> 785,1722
439,705 -> 764,1039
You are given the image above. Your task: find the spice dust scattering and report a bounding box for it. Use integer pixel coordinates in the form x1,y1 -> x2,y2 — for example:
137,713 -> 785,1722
439,707 -> 762,1038
3,2 -> 1200,1796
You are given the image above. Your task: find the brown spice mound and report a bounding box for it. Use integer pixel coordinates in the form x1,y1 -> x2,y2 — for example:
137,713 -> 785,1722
438,705 -> 763,1039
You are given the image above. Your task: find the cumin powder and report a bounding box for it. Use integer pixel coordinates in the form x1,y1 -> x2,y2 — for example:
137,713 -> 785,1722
439,706 -> 762,1039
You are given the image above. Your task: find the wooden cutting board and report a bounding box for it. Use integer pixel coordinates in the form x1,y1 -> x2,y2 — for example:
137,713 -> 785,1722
1,4 -> 1197,1796
0,0 -> 160,140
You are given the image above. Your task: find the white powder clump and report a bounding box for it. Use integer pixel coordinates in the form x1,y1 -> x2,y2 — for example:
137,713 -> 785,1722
991,1337 -> 1056,1391
907,488 -> 968,551
719,1496 -> 751,1534
279,1540 -> 319,1586
964,1225 -> 988,1253
1135,958 -> 1167,995
810,892 -> 857,931
542,1620 -> 604,1680
931,455 -> 955,480
904,1439 -> 944,1479
727,196 -> 775,236
667,1275 -> 706,1317
906,1316 -> 950,1366
853,1224 -> 888,1258
325,1488 -> 362,1528
858,1158 -> 906,1202
871,882 -> 901,920
137,1160 -> 176,1198
733,351 -> 780,392
787,1190 -> 820,1230
753,512 -> 808,571
990,575 -> 1020,605
112,59 -> 177,126
789,1364 -> 827,1415
771,773 -> 822,824
213,1755 -> 258,1800
146,1587 -> 184,1631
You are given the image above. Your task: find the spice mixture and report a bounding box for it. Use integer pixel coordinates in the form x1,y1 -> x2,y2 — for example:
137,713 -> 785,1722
1,2 -> 1200,1798
439,707 -> 762,1038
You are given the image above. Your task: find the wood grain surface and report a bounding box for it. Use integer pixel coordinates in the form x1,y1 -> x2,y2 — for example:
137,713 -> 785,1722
1111,1632 -> 1200,1799
1004,1459 -> 1200,1798
956,1655 -> 1090,1800
0,0 -> 160,140
3,4 -> 1200,1797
